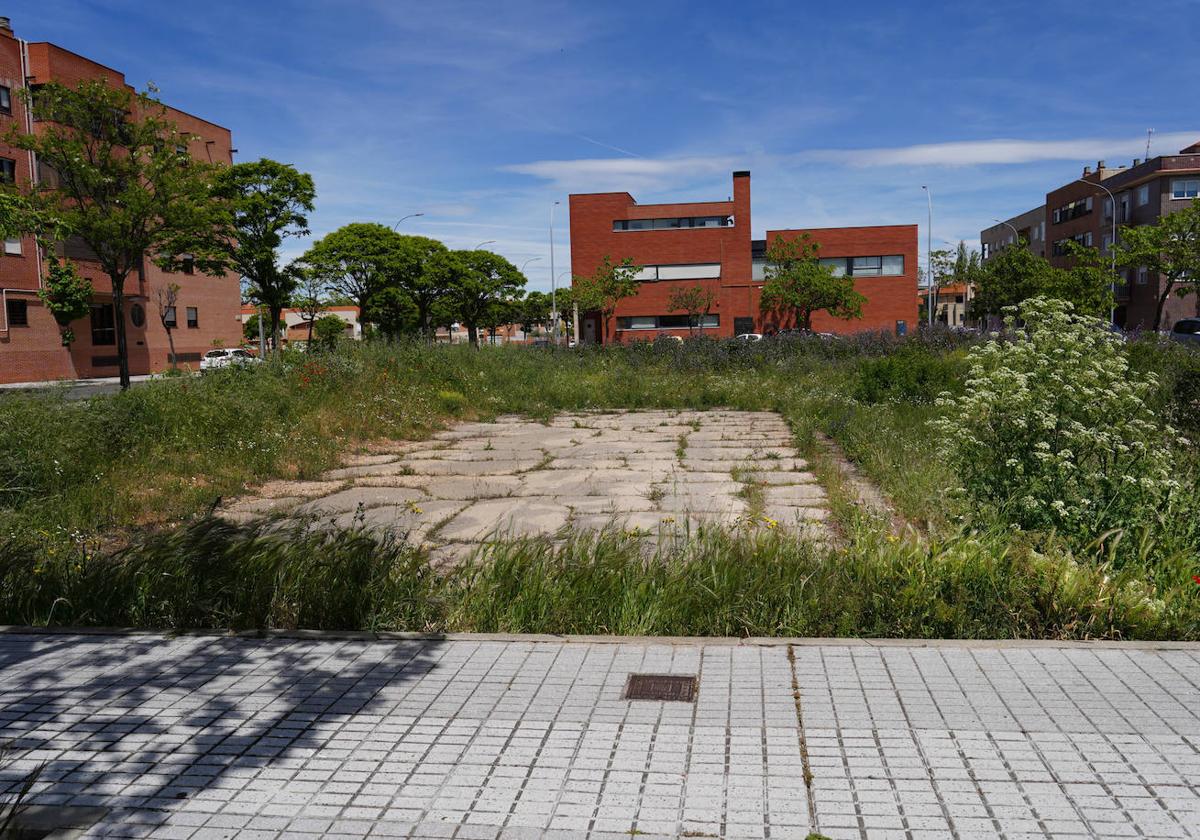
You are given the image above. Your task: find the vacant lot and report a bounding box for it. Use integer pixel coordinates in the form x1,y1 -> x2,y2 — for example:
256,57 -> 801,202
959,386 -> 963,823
1,330 -> 1197,638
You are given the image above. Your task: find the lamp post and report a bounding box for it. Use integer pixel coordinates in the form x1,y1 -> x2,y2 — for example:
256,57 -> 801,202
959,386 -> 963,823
1075,178 -> 1118,326
550,200 -> 561,344
392,213 -> 424,231
922,186 -> 934,327
992,219 -> 1020,245
520,257 -> 541,274
473,240 -> 496,250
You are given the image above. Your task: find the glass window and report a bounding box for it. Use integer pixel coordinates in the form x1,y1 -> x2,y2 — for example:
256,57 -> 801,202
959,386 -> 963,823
0,86 -> 10,115
1171,179 -> 1199,199
631,266 -> 657,281
163,305 -> 177,328
0,158 -> 14,183
818,257 -> 847,276
1137,184 -> 1150,206
656,263 -> 720,280
881,255 -> 904,276
3,237 -> 20,255
90,304 -> 116,345
186,307 -> 199,328
6,299 -> 27,326
851,256 -> 882,276
895,320 -> 907,336
130,303 -> 145,327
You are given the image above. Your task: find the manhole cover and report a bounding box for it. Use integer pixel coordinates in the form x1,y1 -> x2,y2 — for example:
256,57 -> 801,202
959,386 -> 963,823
624,674 -> 697,702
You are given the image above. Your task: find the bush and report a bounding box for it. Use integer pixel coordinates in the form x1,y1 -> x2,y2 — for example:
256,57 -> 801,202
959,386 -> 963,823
932,297 -> 1186,551
853,348 -> 965,404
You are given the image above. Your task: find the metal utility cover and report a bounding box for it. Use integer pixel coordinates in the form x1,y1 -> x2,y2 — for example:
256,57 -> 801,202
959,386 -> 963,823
624,674 -> 697,702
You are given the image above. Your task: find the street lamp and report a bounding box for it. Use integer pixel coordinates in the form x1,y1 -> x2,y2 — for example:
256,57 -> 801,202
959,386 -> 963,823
473,240 -> 496,250
1075,178 -> 1119,325
550,200 -> 561,344
392,213 -> 424,231
922,186 -> 934,327
520,257 -> 541,274
992,219 -> 1020,245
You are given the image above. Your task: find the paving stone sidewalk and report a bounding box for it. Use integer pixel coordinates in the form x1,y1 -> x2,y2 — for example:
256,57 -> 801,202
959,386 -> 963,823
2,633 -> 1199,839
221,410 -> 830,560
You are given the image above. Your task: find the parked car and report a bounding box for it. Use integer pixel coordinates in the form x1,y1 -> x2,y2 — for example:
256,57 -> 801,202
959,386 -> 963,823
200,348 -> 262,372
1170,318 -> 1200,346
735,333 -> 763,342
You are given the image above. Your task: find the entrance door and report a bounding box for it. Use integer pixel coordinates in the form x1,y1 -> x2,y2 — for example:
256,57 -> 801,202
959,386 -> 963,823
733,317 -> 755,336
583,316 -> 597,344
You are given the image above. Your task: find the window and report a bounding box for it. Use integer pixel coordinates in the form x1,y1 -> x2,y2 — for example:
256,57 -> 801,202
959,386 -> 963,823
181,255 -> 195,275
1054,196 -> 1093,224
130,303 -> 145,328
0,86 -> 10,116
815,255 -> 904,277
613,215 -> 733,231
882,255 -> 904,275
0,158 -> 14,183
5,299 -> 27,326
1137,267 -> 1149,285
1171,179 -> 1200,200
895,320 -> 907,337
633,263 -> 721,281
1137,184 -> 1150,206
851,256 -> 883,276
818,257 -> 847,276
186,306 -> 198,328
163,305 -> 177,328
3,237 -> 20,256
616,314 -> 719,330
90,304 -> 116,345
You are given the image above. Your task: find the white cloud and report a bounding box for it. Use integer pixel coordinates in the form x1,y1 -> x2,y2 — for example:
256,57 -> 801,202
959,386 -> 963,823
806,132 -> 1200,168
502,155 -> 737,193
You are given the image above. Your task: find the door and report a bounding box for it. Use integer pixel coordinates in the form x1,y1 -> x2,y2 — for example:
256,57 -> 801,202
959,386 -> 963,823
734,317 -> 755,336
583,316 -> 596,344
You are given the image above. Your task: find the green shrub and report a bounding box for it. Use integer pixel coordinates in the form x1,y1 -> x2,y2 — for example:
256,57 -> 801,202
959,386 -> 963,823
933,297 -> 1186,553
436,389 -> 469,414
853,348 -> 965,404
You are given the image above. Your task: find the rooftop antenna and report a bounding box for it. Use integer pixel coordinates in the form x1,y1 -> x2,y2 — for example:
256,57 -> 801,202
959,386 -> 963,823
1145,128 -> 1154,159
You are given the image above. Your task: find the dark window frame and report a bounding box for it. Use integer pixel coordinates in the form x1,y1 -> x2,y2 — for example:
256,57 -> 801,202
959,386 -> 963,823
186,306 -> 199,329
0,157 -> 15,184
90,303 -> 116,346
0,85 -> 11,116
6,298 -> 28,326
163,305 -> 177,328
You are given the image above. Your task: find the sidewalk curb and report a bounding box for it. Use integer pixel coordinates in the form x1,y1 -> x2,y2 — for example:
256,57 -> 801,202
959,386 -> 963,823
2,625 -> 1198,650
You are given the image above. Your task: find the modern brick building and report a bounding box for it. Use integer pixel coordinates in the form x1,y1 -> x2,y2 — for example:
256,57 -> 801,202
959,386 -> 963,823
981,140 -> 1200,330
0,17 -> 242,384
568,171 -> 918,342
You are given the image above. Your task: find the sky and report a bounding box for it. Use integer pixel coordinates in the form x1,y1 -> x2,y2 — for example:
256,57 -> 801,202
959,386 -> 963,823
9,0 -> 1200,291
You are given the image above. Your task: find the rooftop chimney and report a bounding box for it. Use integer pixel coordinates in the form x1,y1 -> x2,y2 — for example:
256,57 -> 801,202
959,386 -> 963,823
1133,158 -> 1141,166
1097,159 -> 1106,169
0,17 -> 11,32
1083,165 -> 1092,176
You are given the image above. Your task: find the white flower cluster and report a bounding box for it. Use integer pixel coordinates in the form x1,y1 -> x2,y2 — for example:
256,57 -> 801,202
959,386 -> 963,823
932,297 -> 1182,543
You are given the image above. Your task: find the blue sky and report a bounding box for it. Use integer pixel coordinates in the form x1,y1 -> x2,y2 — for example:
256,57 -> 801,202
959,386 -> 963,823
10,0 -> 1199,291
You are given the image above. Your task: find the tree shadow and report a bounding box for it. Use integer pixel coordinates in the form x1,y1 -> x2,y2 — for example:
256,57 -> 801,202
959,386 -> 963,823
0,631 -> 444,834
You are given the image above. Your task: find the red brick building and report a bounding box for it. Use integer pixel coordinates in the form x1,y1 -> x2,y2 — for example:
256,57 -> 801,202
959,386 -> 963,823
569,171 -> 918,342
0,18 -> 242,384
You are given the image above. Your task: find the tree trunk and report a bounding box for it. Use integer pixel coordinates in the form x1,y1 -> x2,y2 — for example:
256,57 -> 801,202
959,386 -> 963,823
269,304 -> 284,351
1153,279 -> 1175,332
111,275 -> 131,390
307,316 -> 315,346
800,310 -> 813,332
467,322 -> 479,347
165,327 -> 177,370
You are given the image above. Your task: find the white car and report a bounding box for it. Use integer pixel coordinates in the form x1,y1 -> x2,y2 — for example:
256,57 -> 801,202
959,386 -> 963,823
735,333 -> 764,342
200,348 -> 262,372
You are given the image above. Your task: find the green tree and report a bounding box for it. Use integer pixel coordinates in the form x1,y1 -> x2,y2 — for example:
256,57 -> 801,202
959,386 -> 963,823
1113,198 -> 1200,331
37,258 -> 93,347
971,242 -> 1114,321
389,235 -> 450,339
242,312 -> 284,343
438,250 -> 526,347
666,285 -> 717,335
571,255 -> 640,343
759,234 -> 864,331
6,80 -> 230,389
301,223 -> 406,330
312,313 -> 347,349
211,159 -> 315,352
517,290 -> 552,336
290,264 -> 327,346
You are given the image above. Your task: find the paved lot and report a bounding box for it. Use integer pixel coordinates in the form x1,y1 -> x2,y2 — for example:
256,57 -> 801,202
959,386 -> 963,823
222,411 -> 830,560
2,633 -> 1199,839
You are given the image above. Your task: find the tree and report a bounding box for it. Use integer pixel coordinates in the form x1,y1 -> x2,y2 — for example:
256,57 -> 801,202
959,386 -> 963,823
666,285 -> 716,335
156,282 -> 181,369
971,241 -> 1113,322
212,159 -> 314,352
312,314 -> 346,350
37,258 -> 93,347
438,250 -> 526,347
1113,198 -> 1200,331
517,290 -> 552,336
571,255 -> 640,343
6,80 -> 230,389
388,235 -> 449,339
759,234 -> 864,331
291,265 -> 327,346
301,223 -> 407,330
242,312 -> 284,343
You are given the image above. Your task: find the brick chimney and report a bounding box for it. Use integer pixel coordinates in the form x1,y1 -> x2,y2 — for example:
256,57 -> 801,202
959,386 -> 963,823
0,17 -> 14,38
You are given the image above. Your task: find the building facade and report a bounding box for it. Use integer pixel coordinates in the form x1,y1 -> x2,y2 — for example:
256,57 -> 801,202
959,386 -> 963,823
569,171 -> 918,342
980,141 -> 1200,330
0,18 -> 242,384
980,205 -> 1045,262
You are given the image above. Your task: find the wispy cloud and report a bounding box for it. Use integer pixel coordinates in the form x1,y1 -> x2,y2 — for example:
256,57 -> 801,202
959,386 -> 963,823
502,155 -> 737,192
807,132 -> 1200,168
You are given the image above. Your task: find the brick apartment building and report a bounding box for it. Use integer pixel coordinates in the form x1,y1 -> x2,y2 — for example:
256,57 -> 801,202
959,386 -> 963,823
569,171 -> 918,342
0,18 -> 242,384
981,139 -> 1200,330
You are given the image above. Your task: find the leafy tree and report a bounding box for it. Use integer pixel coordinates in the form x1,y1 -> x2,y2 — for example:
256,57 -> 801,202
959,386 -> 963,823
971,241 -> 1113,321
666,285 -> 716,335
6,80 -> 230,389
388,235 -> 449,338
1057,242 -> 1117,318
212,159 -> 315,352
312,314 -> 347,349
37,258 -> 93,347
156,282 -> 181,369
242,312 -> 284,343
369,286 -> 419,339
517,290 -> 551,336
301,223 -> 405,327
438,250 -> 526,347
759,234 -> 864,331
571,255 -> 640,343
291,265 -> 328,346
1113,198 -> 1200,331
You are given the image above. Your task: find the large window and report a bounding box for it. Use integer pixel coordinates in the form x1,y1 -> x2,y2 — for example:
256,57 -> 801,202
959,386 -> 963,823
0,86 -> 10,116
0,158 -> 14,184
631,263 -> 721,281
1137,184 -> 1151,206
616,314 -> 720,330
1052,196 -> 1092,224
186,306 -> 199,328
754,254 -> 904,280
90,304 -> 116,346
6,299 -> 27,326
1171,179 -> 1200,200
614,215 -> 733,231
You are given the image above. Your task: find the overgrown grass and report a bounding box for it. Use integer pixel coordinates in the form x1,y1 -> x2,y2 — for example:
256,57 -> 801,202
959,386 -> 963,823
1,331 -> 1196,638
